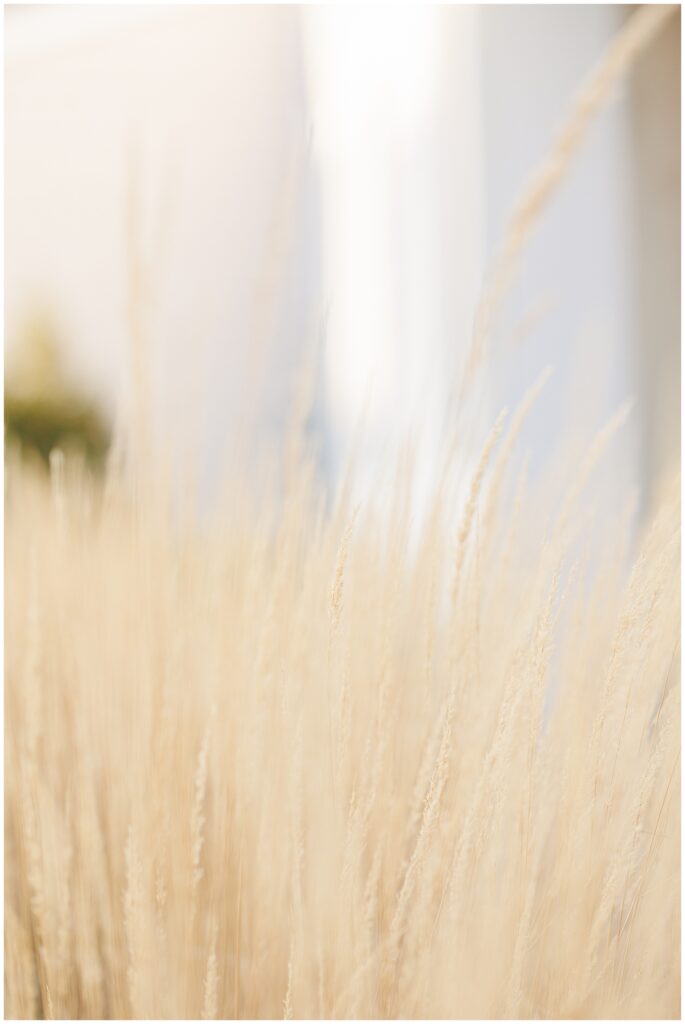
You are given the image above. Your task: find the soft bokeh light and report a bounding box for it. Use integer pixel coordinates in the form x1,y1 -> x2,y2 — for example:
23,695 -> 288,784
4,5 -> 680,518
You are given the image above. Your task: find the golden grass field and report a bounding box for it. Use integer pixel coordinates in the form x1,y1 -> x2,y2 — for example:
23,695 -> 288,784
5,406 -> 681,1018
4,5 -> 680,1020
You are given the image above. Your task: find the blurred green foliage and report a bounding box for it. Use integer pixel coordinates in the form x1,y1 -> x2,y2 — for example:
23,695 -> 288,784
5,313 -> 110,469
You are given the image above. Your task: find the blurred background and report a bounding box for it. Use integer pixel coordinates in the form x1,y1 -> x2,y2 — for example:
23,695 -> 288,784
4,4 -> 680,518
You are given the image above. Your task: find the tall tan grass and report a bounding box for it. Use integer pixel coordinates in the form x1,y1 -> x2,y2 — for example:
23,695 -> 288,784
5,386 -> 680,1020
4,6 -> 680,1020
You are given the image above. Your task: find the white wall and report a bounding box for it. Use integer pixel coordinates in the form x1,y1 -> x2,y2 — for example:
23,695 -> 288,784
5,5 -> 679,515
5,5 -> 316,499
302,5 -> 486,509
478,5 -> 641,505
628,8 -> 681,509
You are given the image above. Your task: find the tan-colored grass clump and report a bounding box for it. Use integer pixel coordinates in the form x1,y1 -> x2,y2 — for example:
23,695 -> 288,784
4,378 -> 680,1020
4,6 -> 680,1020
